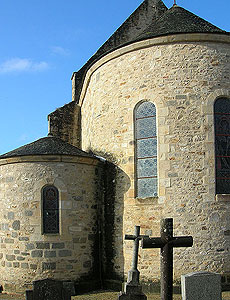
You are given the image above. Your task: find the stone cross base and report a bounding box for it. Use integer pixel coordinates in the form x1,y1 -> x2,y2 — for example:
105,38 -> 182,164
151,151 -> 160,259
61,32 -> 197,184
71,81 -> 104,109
118,283 -> 147,300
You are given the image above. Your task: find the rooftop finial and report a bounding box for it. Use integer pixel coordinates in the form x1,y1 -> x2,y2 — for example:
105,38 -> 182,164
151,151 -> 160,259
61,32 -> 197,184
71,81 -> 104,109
173,0 -> 177,5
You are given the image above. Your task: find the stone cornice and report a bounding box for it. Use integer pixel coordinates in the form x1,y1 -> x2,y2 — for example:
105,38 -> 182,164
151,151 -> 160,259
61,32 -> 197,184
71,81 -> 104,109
0,155 -> 101,167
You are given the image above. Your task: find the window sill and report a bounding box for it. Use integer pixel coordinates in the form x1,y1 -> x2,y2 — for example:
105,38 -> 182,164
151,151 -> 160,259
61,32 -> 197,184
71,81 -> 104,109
134,196 -> 159,205
216,194 -> 230,202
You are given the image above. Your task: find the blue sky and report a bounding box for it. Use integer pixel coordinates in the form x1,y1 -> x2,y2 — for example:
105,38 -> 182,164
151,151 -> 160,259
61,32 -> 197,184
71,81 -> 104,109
0,0 -> 229,154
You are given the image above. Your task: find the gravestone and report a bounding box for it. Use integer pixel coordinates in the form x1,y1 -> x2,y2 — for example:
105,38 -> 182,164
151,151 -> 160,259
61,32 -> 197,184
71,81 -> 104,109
181,272 -> 221,300
26,279 -> 71,300
142,218 -> 193,300
118,225 -> 147,300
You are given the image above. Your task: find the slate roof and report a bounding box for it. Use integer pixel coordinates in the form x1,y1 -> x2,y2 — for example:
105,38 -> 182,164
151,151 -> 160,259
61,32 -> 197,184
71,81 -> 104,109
0,136 -> 94,159
134,5 -> 227,42
71,0 -> 228,104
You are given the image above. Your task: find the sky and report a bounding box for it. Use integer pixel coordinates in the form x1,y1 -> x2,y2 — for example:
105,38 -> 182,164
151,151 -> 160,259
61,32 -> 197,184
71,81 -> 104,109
0,0 -> 229,155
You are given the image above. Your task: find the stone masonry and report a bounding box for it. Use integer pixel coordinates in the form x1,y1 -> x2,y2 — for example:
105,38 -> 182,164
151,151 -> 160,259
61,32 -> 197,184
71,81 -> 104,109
0,155 -> 103,293
77,34 -> 230,288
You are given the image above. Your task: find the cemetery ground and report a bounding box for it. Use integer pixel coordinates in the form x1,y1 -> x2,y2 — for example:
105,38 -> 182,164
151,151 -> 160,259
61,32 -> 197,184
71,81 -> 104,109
0,291 -> 230,299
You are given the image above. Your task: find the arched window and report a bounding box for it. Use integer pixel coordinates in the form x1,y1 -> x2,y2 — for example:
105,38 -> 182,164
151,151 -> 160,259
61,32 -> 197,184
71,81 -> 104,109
135,101 -> 158,198
214,98 -> 230,194
42,185 -> 59,234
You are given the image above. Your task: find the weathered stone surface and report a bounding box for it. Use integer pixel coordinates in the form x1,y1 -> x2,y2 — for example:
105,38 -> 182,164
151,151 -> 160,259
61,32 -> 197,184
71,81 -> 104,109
181,272 -> 221,300
6,254 -> 15,261
36,242 -> 50,249
44,250 -> 56,258
12,220 -> 20,230
31,250 -> 43,258
0,159 -> 103,293
58,250 -> 72,257
42,262 -> 56,271
52,242 -> 65,249
79,33 -> 230,288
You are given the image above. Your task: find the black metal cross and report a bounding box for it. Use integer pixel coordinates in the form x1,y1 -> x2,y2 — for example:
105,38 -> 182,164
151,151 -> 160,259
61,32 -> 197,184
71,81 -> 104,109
125,225 -> 148,285
142,218 -> 193,300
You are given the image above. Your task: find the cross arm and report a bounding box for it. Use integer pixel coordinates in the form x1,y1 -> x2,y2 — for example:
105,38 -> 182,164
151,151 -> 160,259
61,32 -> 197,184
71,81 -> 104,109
125,234 -> 136,240
141,237 -> 165,248
125,234 -> 149,241
171,236 -> 193,248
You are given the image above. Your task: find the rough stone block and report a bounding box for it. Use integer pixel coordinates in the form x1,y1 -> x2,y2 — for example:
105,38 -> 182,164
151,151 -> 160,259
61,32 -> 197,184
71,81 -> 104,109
42,262 -> 56,271
31,250 -> 43,258
6,254 -> 15,261
52,242 -> 65,249
7,212 -> 14,220
17,256 -> 25,261
12,220 -> 20,230
58,250 -> 72,257
181,272 -> 221,300
44,250 -> 56,258
26,243 -> 35,250
5,238 -> 14,244
30,264 -> 38,270
13,262 -> 19,268
21,263 -> 29,269
19,236 -> 29,241
36,242 -> 50,249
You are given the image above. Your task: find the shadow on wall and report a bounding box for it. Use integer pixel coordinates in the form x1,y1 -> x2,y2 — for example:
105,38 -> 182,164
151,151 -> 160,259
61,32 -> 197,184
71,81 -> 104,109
90,149 -> 131,290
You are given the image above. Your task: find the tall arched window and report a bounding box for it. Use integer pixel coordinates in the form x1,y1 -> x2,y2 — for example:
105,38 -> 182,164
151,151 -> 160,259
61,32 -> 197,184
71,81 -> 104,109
135,101 -> 158,198
214,98 -> 230,194
42,185 -> 59,234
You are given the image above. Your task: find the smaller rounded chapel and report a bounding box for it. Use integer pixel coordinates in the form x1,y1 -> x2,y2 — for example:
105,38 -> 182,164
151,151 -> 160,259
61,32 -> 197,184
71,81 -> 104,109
0,136 -> 103,293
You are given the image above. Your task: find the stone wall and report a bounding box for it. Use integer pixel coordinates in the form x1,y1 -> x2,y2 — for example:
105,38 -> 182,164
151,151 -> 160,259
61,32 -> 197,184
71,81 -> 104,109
78,34 -> 230,288
0,155 -> 103,293
48,102 -> 81,148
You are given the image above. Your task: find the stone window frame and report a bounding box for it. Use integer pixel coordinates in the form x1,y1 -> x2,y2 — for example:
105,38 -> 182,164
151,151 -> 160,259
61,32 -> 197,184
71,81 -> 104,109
134,100 -> 158,199
203,89 -> 230,202
41,185 -> 60,235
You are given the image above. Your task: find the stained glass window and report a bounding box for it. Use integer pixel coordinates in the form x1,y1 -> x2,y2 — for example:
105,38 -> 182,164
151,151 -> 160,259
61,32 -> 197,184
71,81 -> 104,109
42,186 -> 59,234
135,102 -> 158,198
214,98 -> 230,194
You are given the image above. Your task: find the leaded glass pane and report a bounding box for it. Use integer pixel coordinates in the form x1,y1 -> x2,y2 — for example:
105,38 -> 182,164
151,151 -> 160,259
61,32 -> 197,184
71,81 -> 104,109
214,98 -> 230,194
215,115 -> 230,135
137,138 -> 157,158
43,210 -> 59,234
136,102 -> 156,118
136,117 -> 156,139
137,178 -> 158,198
215,98 -> 230,113
137,158 -> 157,178
43,186 -> 59,234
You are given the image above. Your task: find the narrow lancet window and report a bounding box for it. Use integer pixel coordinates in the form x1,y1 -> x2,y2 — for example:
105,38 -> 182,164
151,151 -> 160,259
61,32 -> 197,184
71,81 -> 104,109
214,98 -> 230,194
135,101 -> 158,198
42,185 -> 59,234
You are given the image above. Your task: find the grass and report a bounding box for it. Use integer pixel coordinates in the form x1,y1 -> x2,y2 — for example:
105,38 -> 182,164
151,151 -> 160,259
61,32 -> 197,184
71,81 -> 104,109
1,290 -> 230,299
72,290 -> 230,300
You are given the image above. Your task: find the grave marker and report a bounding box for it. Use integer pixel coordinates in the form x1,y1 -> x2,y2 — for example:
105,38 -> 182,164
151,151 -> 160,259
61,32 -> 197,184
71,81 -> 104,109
181,272 -> 221,300
142,218 -> 193,300
118,225 -> 147,300
26,279 -> 71,300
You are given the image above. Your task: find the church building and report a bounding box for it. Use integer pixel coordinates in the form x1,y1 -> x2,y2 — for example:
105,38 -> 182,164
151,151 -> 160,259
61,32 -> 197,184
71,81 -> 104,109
0,0 -> 230,294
